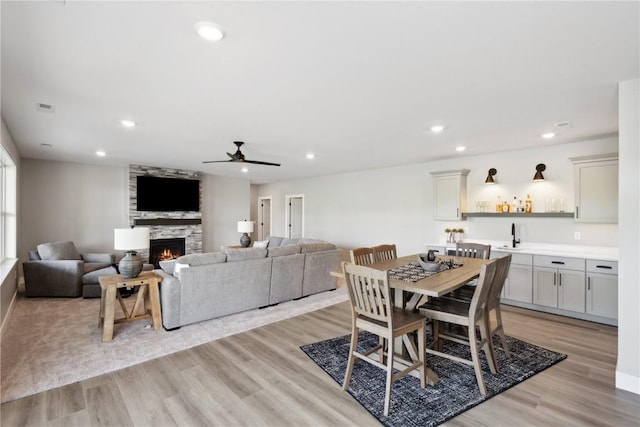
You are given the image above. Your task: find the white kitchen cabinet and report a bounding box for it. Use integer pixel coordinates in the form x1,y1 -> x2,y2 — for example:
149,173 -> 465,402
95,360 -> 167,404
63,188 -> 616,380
493,251 -> 533,304
571,154 -> 618,223
533,256 -> 585,313
586,259 -> 618,320
430,169 -> 469,220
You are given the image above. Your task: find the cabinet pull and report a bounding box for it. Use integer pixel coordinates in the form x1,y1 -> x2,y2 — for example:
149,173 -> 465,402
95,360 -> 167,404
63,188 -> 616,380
596,265 -> 612,269
576,206 -> 579,218
553,272 -> 557,286
559,274 -> 562,287
551,261 -> 565,265
588,277 -> 591,291
457,208 -> 459,217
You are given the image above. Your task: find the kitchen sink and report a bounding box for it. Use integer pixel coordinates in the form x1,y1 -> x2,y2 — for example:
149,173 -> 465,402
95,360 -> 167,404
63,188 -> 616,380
497,245 -> 523,251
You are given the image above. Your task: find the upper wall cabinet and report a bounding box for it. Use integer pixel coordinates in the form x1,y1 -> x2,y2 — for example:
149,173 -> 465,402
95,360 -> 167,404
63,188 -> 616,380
431,169 -> 469,220
570,154 -> 618,223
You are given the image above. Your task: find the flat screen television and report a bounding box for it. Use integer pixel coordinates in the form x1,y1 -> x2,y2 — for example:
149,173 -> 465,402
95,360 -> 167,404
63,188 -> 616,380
136,175 -> 200,212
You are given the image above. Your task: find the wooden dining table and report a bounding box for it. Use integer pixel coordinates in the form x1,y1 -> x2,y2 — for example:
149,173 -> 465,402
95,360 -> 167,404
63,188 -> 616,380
332,254 -> 492,385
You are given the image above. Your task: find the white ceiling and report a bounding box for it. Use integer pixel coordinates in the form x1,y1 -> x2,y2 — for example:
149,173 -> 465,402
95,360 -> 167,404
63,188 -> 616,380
1,1 -> 638,184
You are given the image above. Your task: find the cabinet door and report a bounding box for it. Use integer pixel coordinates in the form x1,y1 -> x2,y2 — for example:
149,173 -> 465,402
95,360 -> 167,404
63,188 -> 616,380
586,273 -> 618,319
574,159 -> 618,223
503,264 -> 533,303
558,269 -> 585,313
431,170 -> 468,220
533,267 -> 558,308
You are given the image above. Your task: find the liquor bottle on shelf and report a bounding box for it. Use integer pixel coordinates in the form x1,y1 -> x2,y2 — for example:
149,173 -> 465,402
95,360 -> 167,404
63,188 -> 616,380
518,199 -> 525,212
525,194 -> 533,213
502,200 -> 510,213
512,196 -> 518,213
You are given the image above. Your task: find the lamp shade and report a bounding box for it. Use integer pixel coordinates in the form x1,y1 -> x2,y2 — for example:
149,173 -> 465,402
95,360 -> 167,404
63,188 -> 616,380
114,227 -> 150,251
237,221 -> 254,233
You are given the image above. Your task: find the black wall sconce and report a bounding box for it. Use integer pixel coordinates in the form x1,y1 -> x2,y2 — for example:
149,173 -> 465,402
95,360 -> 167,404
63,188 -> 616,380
533,163 -> 546,181
485,168 -> 497,184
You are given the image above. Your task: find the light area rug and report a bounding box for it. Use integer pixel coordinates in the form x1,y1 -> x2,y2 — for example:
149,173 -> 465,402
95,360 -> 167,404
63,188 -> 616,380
1,287 -> 348,403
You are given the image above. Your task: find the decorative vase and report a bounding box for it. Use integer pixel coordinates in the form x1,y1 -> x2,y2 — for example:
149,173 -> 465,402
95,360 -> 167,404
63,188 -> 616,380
240,233 -> 252,248
119,251 -> 143,279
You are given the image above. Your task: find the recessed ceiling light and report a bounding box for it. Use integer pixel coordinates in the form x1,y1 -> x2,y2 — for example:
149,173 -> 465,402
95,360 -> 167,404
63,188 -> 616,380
241,167 -> 249,173
456,146 -> 466,152
430,125 -> 445,133
96,150 -> 107,157
306,153 -> 315,159
195,21 -> 225,42
120,119 -> 136,128
542,132 -> 556,139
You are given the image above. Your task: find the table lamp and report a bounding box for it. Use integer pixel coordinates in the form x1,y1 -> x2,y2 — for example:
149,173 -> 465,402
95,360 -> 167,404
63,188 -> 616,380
237,220 -> 254,248
114,227 -> 150,278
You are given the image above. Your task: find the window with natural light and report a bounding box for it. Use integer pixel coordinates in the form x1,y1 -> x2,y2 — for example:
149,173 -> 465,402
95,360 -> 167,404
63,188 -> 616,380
1,146 -> 17,261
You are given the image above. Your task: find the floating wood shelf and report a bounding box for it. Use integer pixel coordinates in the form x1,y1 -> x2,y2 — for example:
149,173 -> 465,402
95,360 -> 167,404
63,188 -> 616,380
462,212 -> 574,218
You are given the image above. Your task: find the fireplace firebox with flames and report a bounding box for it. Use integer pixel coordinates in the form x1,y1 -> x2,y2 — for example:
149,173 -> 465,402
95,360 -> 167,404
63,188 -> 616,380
149,238 -> 185,268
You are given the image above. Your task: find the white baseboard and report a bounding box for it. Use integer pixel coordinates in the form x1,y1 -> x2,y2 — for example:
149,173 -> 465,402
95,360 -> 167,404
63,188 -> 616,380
616,370 -> 640,394
0,288 -> 17,338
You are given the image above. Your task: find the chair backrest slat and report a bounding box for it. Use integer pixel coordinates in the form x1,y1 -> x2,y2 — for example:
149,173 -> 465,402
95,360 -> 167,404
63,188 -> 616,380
373,244 -> 398,263
350,247 -> 375,266
468,260 -> 497,321
344,263 -> 392,325
488,254 -> 512,309
455,243 -> 491,259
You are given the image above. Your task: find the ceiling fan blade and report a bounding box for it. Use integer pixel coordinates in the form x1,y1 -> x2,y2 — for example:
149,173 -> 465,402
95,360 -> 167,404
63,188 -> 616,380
202,160 -> 233,164
243,159 -> 281,167
227,152 -> 238,159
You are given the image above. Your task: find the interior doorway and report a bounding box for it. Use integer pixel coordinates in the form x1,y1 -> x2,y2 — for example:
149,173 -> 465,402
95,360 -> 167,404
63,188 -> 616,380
285,194 -> 304,238
257,196 -> 272,241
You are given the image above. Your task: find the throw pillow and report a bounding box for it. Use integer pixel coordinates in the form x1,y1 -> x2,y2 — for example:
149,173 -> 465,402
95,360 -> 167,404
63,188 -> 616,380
253,240 -> 268,248
159,259 -> 177,275
37,241 -> 82,261
173,262 -> 190,279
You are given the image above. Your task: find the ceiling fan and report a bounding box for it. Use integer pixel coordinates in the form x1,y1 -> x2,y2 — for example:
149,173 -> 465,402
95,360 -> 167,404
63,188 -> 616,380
202,141 -> 281,167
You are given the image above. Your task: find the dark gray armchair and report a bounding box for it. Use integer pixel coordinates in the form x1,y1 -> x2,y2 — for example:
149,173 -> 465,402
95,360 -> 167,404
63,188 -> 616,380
23,241 -> 117,298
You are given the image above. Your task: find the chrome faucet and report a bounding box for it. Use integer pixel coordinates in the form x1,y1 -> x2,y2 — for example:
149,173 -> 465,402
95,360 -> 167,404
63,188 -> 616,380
512,223 -> 521,248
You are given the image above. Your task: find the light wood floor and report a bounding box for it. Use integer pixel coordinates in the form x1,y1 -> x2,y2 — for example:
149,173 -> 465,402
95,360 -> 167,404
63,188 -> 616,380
2,302 -> 639,426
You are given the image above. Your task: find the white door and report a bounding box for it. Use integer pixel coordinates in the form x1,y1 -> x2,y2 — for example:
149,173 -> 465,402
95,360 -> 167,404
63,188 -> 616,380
258,197 -> 272,241
286,195 -> 304,238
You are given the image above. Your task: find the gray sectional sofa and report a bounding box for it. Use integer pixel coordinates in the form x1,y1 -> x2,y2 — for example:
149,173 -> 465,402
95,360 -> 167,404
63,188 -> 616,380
155,236 -> 341,330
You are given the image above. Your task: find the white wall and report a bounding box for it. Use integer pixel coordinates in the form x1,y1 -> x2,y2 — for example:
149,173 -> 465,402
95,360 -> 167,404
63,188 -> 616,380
20,160 -> 129,258
20,160 -> 251,264
255,136 -> 618,254
617,79 -> 640,394
201,174 -> 251,251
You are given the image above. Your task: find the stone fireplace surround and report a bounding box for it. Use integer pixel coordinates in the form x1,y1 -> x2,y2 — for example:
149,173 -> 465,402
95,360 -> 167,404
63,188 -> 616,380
129,165 -> 202,263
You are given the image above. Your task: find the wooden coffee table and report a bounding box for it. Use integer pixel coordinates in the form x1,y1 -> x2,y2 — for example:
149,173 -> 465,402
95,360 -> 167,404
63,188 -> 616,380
98,271 -> 163,342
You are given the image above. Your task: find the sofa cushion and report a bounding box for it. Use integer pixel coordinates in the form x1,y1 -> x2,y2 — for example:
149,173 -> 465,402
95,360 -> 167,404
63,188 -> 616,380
177,252 -> 227,266
159,259 -> 177,275
267,236 -> 284,247
253,240 -> 269,248
84,262 -> 111,274
29,250 -> 41,260
226,247 -> 267,262
300,242 -> 337,253
267,245 -> 302,257
281,238 -> 300,246
82,265 -> 118,285
37,241 -> 82,261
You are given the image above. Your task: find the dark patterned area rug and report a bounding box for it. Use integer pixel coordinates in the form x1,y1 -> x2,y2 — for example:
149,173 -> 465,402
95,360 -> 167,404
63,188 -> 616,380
301,331 -> 567,426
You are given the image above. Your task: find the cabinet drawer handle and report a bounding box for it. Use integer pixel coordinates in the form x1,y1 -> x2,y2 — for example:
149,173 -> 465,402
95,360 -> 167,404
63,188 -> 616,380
588,277 -> 591,291
596,265 -> 613,269
551,261 -> 565,265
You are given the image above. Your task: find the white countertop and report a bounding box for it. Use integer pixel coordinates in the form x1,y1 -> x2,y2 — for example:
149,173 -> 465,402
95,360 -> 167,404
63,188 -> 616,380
425,239 -> 618,262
